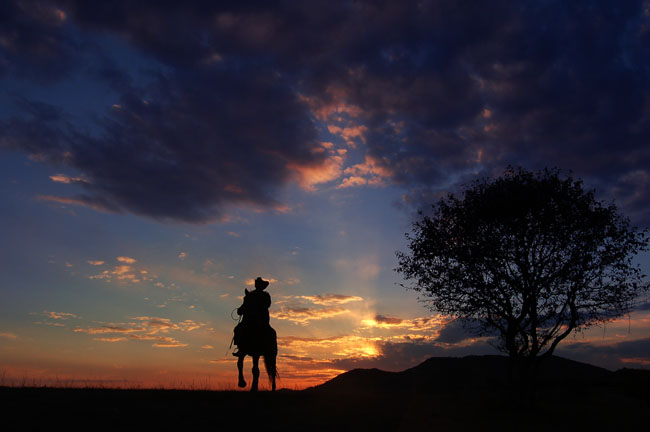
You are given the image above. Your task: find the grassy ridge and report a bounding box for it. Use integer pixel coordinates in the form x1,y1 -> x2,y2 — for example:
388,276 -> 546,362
4,356 -> 649,431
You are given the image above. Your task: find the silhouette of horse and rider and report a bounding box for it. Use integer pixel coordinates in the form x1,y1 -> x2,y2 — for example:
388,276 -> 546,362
232,277 -> 277,391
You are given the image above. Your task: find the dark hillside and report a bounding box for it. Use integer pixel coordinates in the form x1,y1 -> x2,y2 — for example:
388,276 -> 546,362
310,355 -> 613,395
4,355 -> 649,432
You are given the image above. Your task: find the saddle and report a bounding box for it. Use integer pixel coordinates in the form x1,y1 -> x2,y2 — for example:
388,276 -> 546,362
232,322 -> 276,356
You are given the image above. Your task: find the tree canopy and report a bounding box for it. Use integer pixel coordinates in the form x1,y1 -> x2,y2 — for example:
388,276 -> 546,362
396,167 -> 649,360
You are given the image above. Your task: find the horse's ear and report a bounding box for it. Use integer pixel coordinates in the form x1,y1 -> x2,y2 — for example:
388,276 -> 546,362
244,288 -> 250,295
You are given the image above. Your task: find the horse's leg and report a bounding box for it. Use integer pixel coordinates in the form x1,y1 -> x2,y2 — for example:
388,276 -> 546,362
237,354 -> 246,388
251,355 -> 260,392
270,355 -> 276,391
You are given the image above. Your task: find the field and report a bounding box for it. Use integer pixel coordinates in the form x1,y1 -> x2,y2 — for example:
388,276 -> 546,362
4,356 -> 649,431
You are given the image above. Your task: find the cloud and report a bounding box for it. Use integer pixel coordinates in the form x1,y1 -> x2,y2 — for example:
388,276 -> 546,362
74,325 -> 144,335
2,64 -> 322,224
44,311 -> 78,320
271,292 -> 364,324
93,337 -> 126,343
271,306 -> 350,324
116,256 -> 136,264
278,335 -> 381,359
37,194 -> 118,213
323,339 -> 499,372
0,332 -> 18,340
298,294 -> 363,306
89,265 -> 145,284
327,124 -> 368,147
558,337 -> 650,370
152,341 -> 188,348
49,174 -> 87,184
3,0 -> 650,225
278,333 -> 497,376
87,260 -> 104,266
360,314 -> 444,331
73,316 -> 204,348
289,143 -> 346,191
0,1 -> 78,83
337,155 -> 392,189
178,252 -> 187,260
635,302 -> 650,311
88,257 -> 156,285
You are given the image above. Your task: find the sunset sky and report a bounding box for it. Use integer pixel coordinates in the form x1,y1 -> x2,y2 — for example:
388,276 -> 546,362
2,0 -> 650,390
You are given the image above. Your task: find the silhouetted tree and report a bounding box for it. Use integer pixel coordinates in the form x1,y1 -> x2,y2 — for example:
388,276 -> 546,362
396,167 -> 649,367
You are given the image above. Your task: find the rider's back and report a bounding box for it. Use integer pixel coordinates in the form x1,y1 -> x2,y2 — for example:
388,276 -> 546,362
240,289 -> 271,327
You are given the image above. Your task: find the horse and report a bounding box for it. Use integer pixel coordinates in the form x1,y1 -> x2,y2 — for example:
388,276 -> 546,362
235,324 -> 277,391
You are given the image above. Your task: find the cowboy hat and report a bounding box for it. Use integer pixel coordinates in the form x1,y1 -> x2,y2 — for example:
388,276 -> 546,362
254,277 -> 270,290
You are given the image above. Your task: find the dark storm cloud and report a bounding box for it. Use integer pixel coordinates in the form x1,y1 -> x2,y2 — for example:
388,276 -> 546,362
2,65 -> 320,222
3,0 -> 650,223
434,318 -> 502,344
436,319 -> 477,344
335,1 -> 650,220
635,302 -> 650,311
0,0 -> 79,83
557,337 -> 650,370
1,1 -> 324,222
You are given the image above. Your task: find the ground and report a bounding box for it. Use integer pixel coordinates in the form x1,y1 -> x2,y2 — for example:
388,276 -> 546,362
4,356 -> 649,431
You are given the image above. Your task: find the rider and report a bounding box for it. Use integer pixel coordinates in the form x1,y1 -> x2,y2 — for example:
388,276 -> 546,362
232,277 -> 271,356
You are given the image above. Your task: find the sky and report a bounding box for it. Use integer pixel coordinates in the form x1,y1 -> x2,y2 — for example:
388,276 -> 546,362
1,0 -> 650,390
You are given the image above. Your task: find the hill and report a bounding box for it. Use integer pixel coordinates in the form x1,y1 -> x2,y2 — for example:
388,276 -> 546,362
310,355 -> 614,394
4,355 -> 649,431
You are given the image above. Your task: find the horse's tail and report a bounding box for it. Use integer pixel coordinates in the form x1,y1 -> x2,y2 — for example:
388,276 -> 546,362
264,326 -> 278,389
264,354 -> 278,384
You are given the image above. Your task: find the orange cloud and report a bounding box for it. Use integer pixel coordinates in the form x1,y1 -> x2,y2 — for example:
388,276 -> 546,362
621,357 -> 650,365
298,294 -> 364,306
88,257 -> 157,285
338,155 -> 392,189
337,176 -> 367,188
87,260 -> 104,266
44,311 -> 78,320
36,195 -> 110,212
279,335 -> 382,359
93,337 -> 127,343
271,306 -> 350,324
153,341 -> 188,348
360,315 -> 445,331
49,174 -> 87,184
271,292 -> 366,324
74,316 -> 204,348
291,155 -> 345,191
289,142 -> 346,191
74,325 -> 145,334
298,87 -> 363,121
327,124 -> 368,147
117,256 -> 136,264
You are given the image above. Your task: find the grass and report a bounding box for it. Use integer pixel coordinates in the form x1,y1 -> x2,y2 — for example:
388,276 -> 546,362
3,356 -> 649,431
